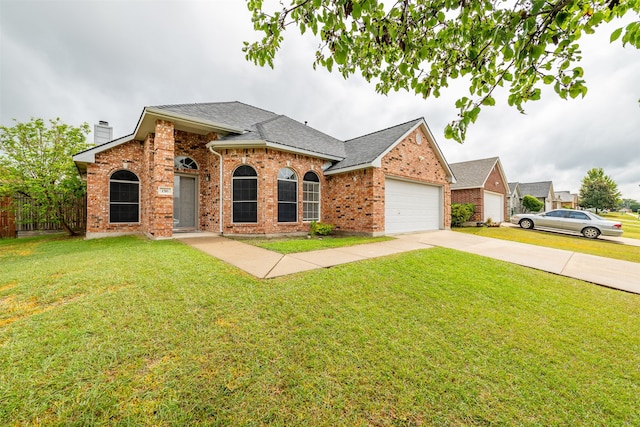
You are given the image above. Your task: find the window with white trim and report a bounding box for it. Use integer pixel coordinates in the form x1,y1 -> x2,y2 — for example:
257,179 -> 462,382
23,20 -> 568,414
109,170 -> 139,223
232,165 -> 258,223
278,168 -> 297,223
174,156 -> 198,170
303,171 -> 320,222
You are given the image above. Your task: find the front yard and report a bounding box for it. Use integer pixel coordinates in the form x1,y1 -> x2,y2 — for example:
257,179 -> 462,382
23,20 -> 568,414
455,222 -> 640,263
1,235 -> 639,425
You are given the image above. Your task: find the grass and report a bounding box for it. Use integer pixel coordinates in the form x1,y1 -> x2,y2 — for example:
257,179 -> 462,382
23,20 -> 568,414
455,225 -> 639,263
601,211 -> 640,239
1,235 -> 639,425
232,235 -> 395,254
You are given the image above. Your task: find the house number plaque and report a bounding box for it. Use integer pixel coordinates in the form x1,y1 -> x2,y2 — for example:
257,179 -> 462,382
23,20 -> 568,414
158,186 -> 173,196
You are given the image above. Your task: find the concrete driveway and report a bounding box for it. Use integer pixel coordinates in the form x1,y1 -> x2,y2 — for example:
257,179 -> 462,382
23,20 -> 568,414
177,231 -> 640,294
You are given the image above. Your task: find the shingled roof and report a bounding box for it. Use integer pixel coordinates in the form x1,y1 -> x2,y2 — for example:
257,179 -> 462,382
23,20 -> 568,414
449,157 -> 504,189
74,102 -> 453,180
328,119 -> 423,172
519,181 -> 554,198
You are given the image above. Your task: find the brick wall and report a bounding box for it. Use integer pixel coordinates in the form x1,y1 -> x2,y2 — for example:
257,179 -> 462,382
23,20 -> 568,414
86,140 -> 145,235
451,188 -> 484,222
218,148 -> 327,235
174,130 -> 219,232
325,125 -> 452,233
324,168 -> 382,234
483,164 -> 508,221
85,122 -> 452,238
380,126 -> 452,229
451,163 -> 507,222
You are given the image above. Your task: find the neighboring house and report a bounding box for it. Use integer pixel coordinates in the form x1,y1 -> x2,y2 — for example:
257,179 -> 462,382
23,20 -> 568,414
73,102 -> 455,239
449,157 -> 508,223
519,181 -> 555,212
507,182 -> 522,217
554,191 -> 578,209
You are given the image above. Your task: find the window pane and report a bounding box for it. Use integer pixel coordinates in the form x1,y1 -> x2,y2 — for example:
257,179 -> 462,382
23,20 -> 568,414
233,165 -> 257,177
303,202 -> 319,222
278,168 -> 297,181
174,156 -> 198,170
110,182 -> 139,203
233,179 -> 257,201
303,171 -> 319,182
110,203 -> 139,223
278,202 -> 297,222
278,180 -> 296,202
111,170 -> 139,181
233,201 -> 257,223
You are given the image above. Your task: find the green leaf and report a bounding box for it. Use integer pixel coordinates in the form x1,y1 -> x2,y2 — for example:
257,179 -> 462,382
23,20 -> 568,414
543,75 -> 555,84
482,96 -> 496,106
334,44 -> 348,65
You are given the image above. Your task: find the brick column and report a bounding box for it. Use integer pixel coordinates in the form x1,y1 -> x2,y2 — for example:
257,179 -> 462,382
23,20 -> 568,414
149,120 -> 175,238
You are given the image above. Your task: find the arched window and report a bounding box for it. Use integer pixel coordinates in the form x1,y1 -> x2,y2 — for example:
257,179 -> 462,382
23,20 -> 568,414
278,168 -> 297,223
174,156 -> 198,170
303,171 -> 320,222
109,170 -> 139,223
232,165 -> 257,223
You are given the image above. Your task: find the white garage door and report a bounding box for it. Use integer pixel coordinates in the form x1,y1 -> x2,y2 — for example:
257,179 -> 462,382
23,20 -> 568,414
483,191 -> 504,222
385,178 -> 441,234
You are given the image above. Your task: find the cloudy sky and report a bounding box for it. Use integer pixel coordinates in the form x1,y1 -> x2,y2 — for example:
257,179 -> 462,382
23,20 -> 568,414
1,0 -> 639,199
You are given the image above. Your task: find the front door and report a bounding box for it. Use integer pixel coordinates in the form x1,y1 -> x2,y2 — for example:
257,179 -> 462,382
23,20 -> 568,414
173,175 -> 197,229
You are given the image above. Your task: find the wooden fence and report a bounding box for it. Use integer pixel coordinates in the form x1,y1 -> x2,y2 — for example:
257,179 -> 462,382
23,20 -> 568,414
0,194 -> 86,237
0,196 -> 16,238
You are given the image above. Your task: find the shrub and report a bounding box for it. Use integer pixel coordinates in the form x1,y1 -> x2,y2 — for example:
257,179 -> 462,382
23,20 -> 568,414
310,221 -> 335,236
522,195 -> 544,212
451,203 -> 475,227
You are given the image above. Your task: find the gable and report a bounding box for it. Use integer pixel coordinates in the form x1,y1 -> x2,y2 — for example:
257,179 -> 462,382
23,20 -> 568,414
325,119 -> 454,181
519,181 -> 554,199
449,157 -> 507,191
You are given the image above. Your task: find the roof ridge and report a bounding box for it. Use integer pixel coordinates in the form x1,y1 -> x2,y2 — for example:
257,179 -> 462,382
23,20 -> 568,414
345,117 -> 423,142
151,101 -> 279,116
449,156 -> 499,166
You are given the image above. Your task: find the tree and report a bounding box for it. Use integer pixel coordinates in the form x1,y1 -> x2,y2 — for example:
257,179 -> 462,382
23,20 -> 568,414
619,198 -> 640,211
578,167 -> 621,213
522,194 -> 544,212
244,0 -> 640,142
0,118 -> 91,236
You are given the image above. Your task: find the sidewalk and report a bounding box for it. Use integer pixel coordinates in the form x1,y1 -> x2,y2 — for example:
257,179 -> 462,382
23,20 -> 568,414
176,231 -> 640,294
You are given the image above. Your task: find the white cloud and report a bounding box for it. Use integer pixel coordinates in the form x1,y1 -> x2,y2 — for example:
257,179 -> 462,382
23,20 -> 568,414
1,0 -> 639,199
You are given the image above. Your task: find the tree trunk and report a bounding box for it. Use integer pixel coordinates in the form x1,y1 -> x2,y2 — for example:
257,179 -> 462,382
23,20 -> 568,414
60,219 -> 78,236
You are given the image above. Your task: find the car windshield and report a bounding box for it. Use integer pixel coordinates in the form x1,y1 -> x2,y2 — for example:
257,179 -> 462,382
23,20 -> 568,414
591,213 -> 605,220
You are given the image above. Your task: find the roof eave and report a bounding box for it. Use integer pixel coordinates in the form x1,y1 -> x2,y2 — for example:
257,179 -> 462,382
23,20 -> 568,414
142,107 -> 244,136
72,134 -> 136,165
324,162 -> 376,175
206,139 -> 344,161
368,119 -> 455,182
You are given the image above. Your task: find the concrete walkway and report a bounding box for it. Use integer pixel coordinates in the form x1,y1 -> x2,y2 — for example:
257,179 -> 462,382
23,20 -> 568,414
176,231 -> 640,295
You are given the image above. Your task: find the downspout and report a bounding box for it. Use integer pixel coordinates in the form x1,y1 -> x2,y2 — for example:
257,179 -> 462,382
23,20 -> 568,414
207,144 -> 223,235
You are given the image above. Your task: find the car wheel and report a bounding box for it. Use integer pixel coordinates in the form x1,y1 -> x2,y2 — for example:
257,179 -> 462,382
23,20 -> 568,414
582,227 -> 600,239
519,218 -> 534,229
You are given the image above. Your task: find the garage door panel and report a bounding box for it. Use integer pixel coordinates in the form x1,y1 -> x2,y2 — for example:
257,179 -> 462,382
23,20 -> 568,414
483,191 -> 504,222
385,178 -> 441,234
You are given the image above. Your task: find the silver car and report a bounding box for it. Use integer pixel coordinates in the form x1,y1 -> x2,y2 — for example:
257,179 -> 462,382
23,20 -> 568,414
510,209 -> 623,239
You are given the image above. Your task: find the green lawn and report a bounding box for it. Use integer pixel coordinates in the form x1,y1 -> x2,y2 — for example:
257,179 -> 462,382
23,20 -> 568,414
1,235 -> 639,425
232,235 -> 395,254
601,211 -> 640,239
455,225 -> 639,263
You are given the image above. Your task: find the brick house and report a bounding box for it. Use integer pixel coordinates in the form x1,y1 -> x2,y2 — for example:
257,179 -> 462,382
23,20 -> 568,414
73,102 -> 455,239
449,157 -> 509,223
518,181 -> 555,212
